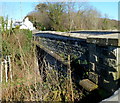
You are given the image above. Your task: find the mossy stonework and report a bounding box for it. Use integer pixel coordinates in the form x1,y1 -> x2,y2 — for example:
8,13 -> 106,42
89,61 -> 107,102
34,31 -> 120,93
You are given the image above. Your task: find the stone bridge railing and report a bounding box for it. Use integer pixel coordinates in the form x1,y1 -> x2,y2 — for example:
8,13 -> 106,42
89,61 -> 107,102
33,31 -> 120,93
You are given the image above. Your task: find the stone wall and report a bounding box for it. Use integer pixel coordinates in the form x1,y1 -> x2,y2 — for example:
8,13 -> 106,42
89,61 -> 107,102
37,37 -> 88,61
34,32 -> 120,92
88,44 -> 119,92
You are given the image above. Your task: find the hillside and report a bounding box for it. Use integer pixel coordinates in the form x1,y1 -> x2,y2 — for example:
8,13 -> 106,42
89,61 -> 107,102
26,3 -> 119,31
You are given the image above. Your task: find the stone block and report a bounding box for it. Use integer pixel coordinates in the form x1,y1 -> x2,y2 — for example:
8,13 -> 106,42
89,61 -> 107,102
88,72 -> 98,84
79,79 -> 98,92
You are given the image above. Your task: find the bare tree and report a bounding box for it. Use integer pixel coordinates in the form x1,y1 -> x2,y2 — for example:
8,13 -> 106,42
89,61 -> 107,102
27,2 -> 117,31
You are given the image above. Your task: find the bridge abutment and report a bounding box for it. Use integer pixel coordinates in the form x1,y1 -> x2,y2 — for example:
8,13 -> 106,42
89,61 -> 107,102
33,31 -> 120,93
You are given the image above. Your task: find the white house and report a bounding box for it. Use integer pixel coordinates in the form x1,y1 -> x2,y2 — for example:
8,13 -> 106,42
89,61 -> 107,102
20,17 -> 35,31
8,20 -> 15,29
0,19 -> 15,30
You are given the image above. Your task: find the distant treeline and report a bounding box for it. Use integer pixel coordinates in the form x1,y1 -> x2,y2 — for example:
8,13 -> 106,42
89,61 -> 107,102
27,2 -> 118,31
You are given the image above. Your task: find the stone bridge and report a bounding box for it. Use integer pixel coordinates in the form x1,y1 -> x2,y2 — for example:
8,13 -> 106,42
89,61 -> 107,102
33,30 -> 120,93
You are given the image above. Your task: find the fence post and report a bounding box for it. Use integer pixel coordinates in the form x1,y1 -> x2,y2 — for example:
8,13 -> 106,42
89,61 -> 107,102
8,55 -> 12,81
0,62 -> 3,83
0,62 -> 3,101
4,59 -> 8,82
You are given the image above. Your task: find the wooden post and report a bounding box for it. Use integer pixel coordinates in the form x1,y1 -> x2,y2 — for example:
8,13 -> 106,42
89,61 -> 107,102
0,62 -> 3,101
4,59 -> 8,82
1,62 -> 3,82
67,55 -> 74,101
8,55 -> 12,81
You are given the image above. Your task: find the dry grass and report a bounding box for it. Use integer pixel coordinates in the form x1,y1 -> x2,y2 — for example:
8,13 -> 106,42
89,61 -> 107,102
1,29 -> 83,102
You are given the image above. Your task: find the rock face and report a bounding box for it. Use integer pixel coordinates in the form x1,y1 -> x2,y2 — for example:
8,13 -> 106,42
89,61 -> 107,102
101,88 -> 120,102
20,17 -> 35,31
